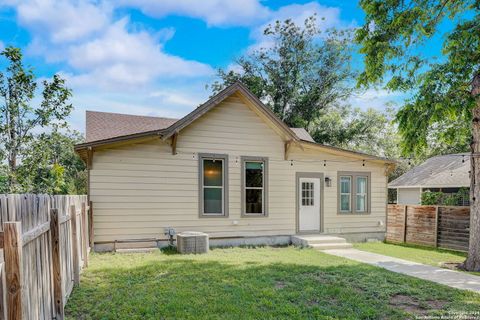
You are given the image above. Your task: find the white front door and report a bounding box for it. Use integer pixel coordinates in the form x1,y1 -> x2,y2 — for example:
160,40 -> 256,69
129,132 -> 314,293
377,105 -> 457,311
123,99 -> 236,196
298,177 -> 321,232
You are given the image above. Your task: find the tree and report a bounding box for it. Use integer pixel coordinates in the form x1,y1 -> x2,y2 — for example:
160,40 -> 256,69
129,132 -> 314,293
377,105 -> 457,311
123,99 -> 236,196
355,1 -> 480,270
314,106 -> 400,158
0,46 -> 73,191
211,15 -> 355,132
16,130 -> 86,194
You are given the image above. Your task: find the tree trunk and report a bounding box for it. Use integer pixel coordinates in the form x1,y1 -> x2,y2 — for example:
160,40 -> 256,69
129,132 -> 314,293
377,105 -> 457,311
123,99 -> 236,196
7,106 -> 17,192
8,151 -> 16,191
464,72 -> 480,271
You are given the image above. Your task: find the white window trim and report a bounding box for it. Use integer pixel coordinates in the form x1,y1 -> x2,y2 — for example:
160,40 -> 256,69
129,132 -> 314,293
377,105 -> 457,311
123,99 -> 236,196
339,176 -> 352,213
302,181 -> 314,206
337,171 -> 371,214
356,176 -> 368,213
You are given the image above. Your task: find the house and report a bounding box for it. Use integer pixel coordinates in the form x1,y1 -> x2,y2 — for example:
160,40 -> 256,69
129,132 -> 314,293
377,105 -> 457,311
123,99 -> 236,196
389,153 -> 470,205
75,82 -> 395,251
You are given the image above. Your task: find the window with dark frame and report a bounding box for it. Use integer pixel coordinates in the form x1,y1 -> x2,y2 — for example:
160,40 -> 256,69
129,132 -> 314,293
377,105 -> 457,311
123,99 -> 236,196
200,155 -> 227,216
242,157 -> 268,216
245,161 -> 264,214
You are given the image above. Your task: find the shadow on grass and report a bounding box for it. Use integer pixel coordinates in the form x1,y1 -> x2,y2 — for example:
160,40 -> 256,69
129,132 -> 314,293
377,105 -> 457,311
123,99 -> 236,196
159,245 -> 179,255
65,253 -> 480,320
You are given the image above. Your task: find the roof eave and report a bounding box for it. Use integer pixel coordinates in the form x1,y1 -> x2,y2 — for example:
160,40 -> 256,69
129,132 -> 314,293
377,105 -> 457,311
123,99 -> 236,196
389,184 -> 470,188
299,140 -> 397,164
74,129 -> 167,151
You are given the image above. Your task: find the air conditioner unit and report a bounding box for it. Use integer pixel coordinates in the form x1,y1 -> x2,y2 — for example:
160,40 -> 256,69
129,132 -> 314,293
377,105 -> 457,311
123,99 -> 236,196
176,232 -> 209,254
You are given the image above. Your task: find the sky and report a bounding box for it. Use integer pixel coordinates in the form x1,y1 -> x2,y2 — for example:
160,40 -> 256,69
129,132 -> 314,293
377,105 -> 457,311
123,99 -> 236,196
0,0 -> 444,133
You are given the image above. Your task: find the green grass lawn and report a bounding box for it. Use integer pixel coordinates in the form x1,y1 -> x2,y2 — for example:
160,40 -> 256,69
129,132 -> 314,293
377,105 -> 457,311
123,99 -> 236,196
66,246 -> 480,320
354,242 -> 470,268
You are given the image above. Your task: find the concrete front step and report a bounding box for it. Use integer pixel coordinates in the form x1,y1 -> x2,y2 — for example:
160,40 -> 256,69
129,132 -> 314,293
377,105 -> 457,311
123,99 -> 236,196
301,236 -> 347,245
292,235 -> 347,246
310,242 -> 353,250
291,234 -> 352,250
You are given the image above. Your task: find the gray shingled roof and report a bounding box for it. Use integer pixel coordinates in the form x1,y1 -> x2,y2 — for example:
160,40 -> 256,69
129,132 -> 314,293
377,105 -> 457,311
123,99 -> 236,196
389,153 -> 470,188
85,111 -> 316,143
86,111 -> 178,142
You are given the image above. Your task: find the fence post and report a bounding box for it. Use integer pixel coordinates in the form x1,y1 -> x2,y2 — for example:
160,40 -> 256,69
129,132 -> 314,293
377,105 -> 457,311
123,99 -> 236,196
403,205 -> 408,243
434,206 -> 439,247
81,202 -> 88,268
50,208 -> 64,320
4,222 -> 23,320
88,201 -> 94,248
70,205 -> 80,286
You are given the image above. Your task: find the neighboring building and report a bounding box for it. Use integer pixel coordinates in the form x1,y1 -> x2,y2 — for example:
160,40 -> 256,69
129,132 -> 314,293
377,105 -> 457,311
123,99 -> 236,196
75,82 -> 395,251
389,153 -> 470,205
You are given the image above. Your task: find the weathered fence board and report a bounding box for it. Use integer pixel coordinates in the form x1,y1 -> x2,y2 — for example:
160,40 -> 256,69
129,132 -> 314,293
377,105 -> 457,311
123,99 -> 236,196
0,194 -> 88,320
386,204 -> 406,243
436,206 -> 470,251
386,204 -> 470,251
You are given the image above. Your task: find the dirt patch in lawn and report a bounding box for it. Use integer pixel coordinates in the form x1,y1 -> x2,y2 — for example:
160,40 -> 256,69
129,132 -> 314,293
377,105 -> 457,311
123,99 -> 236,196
306,298 -> 320,307
389,294 -> 447,315
275,281 -> 286,289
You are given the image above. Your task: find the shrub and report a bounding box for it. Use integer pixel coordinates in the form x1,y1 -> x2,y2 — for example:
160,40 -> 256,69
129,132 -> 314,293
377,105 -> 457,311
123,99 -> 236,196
421,187 -> 469,206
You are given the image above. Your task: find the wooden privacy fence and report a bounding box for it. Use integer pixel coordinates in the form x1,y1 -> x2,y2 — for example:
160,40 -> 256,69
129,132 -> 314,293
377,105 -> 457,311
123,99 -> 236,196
387,204 -> 470,251
0,194 -> 90,320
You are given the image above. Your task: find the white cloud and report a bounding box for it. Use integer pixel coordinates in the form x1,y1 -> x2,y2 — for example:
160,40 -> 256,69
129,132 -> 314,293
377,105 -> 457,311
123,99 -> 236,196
64,18 -> 213,90
348,88 -> 406,110
1,0 -> 362,135
15,0 -> 110,43
119,0 -> 270,27
0,41 -> 4,51
3,1 -> 213,91
68,81 -> 210,132
148,90 -> 200,107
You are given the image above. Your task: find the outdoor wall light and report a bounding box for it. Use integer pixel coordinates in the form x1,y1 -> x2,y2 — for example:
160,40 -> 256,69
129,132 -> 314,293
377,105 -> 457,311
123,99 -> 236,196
325,177 -> 332,187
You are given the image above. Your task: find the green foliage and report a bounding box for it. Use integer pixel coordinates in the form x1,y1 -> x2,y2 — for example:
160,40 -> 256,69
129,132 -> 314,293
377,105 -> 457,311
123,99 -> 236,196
212,15 -> 406,165
314,106 -> 401,159
16,130 -> 86,195
0,46 -> 73,192
211,15 -> 356,130
421,191 -> 445,205
65,247 -> 480,319
356,0 -> 479,157
421,188 -> 470,206
0,165 -> 8,193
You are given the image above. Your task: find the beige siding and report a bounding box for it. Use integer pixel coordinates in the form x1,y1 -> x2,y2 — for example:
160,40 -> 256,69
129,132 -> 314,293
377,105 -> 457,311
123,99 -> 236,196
90,95 -> 387,242
397,188 -> 422,205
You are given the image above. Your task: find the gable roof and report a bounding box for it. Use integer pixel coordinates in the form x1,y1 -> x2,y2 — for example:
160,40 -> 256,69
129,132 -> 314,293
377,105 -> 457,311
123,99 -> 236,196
85,110 -> 314,144
389,153 -> 470,188
160,81 -> 297,141
75,81 -> 394,164
86,111 -> 177,143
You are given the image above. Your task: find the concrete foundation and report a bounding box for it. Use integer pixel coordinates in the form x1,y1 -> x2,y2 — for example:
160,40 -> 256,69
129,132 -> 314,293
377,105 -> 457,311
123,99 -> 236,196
93,232 -> 385,252
209,235 -> 291,248
330,231 -> 385,243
